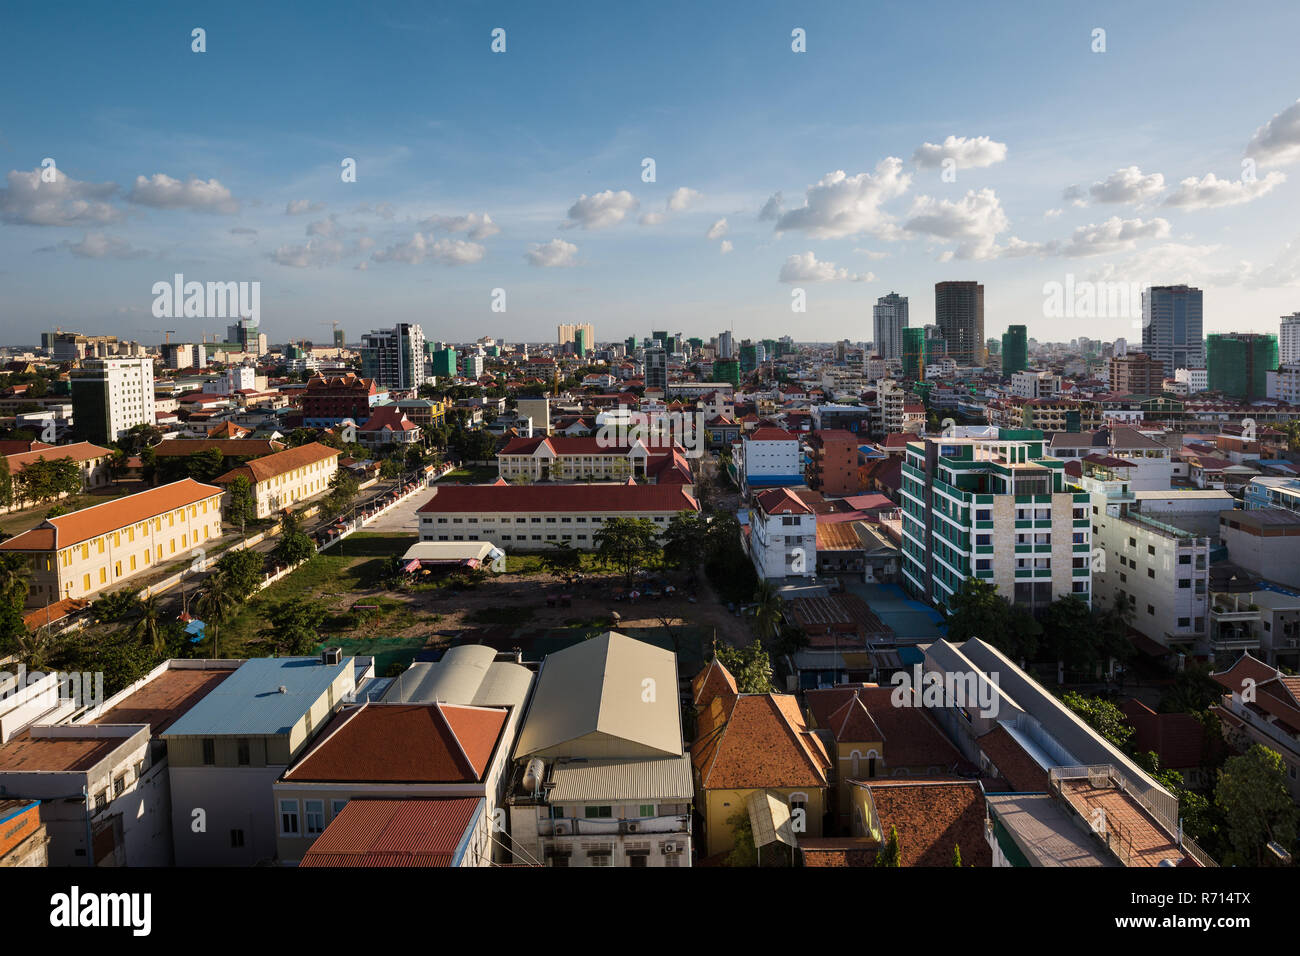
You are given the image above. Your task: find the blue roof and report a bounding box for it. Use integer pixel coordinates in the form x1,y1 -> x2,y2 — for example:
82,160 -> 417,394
162,657 -> 351,738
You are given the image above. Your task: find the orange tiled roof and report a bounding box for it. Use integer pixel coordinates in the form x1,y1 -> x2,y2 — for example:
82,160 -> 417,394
0,479 -> 223,552
692,692 -> 830,791
212,441 -> 340,485
5,442 -> 113,473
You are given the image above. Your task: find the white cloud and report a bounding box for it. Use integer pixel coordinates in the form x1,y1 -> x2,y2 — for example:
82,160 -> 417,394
639,211 -> 666,226
1247,98 -> 1300,167
1057,216 -> 1171,257
1163,171 -> 1286,209
307,216 -> 343,238
666,187 -> 701,211
0,167 -> 121,226
49,232 -> 147,259
903,188 -> 1009,260
126,173 -> 239,213
706,218 -> 728,240
774,158 -> 911,239
286,199 -> 325,215
779,251 -> 871,283
271,237 -> 347,268
1076,166 -> 1166,205
421,211 -> 500,240
371,233 -> 486,265
720,240 -> 733,254
526,238 -> 578,267
758,191 -> 783,221
911,135 -> 1008,169
562,189 -> 638,229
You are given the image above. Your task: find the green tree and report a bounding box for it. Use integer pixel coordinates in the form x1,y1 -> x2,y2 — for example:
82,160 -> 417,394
91,587 -> 142,624
944,578 -> 1041,662
216,547 -> 265,599
1215,744 -> 1299,866
127,593 -> 168,656
716,639 -> 775,694
1060,691 -> 1134,750
1040,595 -> 1095,677
186,447 -> 227,483
539,540 -> 582,575
0,454 -> 12,509
663,511 -> 710,574
0,553 -> 32,611
195,570 -> 240,658
952,844 -> 962,867
875,826 -> 902,867
752,579 -> 784,643
223,474 -> 257,535
724,809 -> 757,867
593,517 -> 662,587
263,598 -> 327,657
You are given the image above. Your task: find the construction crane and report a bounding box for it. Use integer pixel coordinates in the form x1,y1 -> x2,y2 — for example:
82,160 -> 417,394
137,328 -> 177,344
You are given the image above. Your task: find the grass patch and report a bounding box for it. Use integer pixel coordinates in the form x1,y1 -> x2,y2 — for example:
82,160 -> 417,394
469,605 -> 536,628
505,552 -> 608,575
437,466 -> 498,483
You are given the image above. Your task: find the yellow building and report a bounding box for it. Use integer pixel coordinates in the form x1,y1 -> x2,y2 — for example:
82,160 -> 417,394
212,441 -> 340,518
690,659 -> 831,859
0,478 -> 224,608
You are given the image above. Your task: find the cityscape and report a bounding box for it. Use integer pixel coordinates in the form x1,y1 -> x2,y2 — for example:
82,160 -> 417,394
2,0 -> 1296,936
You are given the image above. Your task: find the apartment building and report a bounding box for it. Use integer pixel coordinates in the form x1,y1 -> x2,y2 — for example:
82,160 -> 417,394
1109,352 -> 1166,395
418,483 -> 699,549
161,655 -> 358,866
734,427 -> 802,493
360,323 -> 425,389
747,487 -> 818,582
507,632 -> 694,868
0,479 -> 224,608
4,441 -> 113,501
1010,370 -> 1061,399
70,356 -> 157,444
1075,457 -> 1210,651
1212,654 -> 1300,803
804,429 -> 860,497
300,372 -> 380,427
1218,508 -> 1300,592
899,432 -> 1090,611
212,441 -> 340,518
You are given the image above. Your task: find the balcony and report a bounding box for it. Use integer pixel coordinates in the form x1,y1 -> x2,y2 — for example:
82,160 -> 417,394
540,815 -> 691,838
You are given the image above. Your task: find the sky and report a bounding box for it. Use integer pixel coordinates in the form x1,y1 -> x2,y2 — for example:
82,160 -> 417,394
2,0 -> 1300,349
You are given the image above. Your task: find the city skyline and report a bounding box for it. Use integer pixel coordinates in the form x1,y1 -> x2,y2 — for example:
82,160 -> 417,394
3,1 -> 1300,346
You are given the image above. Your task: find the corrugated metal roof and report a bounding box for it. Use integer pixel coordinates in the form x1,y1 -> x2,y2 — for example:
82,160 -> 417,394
514,632 -> 683,759
299,797 -> 482,867
545,755 -> 694,802
383,645 -> 533,709
162,657 -> 351,737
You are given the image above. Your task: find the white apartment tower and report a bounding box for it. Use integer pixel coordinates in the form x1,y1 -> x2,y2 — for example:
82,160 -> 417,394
1280,313 -> 1300,366
71,356 -> 156,444
873,292 -> 908,361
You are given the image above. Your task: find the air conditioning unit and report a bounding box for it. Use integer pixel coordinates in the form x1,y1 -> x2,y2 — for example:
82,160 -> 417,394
662,842 -> 678,854
553,822 -> 570,835
626,822 -> 640,833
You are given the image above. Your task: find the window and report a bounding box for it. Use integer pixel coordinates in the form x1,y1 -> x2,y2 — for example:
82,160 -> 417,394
113,773 -> 126,797
584,805 -> 613,818
332,799 -> 348,819
304,800 -> 325,835
279,800 -> 300,836
202,739 -> 216,765
230,829 -> 245,848
237,739 -> 250,766
639,804 -> 655,818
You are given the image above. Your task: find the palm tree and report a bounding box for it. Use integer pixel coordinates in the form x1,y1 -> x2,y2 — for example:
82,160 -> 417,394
195,570 -> 239,659
753,579 -> 784,643
128,593 -> 167,656
0,554 -> 32,610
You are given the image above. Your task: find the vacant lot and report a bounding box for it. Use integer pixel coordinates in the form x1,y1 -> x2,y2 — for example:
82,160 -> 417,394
200,532 -> 754,673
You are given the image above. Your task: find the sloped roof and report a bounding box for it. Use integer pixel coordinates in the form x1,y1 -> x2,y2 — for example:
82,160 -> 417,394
212,441 -> 340,484
299,797 -> 483,867
514,631 -> 683,759
283,702 -> 508,783
0,478 -> 223,552
977,724 -> 1049,792
692,692 -> 831,790
4,442 -> 113,473
857,778 -> 992,866
418,483 -> 698,514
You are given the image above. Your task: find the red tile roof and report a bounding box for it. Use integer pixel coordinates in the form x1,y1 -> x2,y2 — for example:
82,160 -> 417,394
692,690 -> 830,790
753,487 -> 813,516
0,479 -> 223,552
5,442 -> 113,473
284,703 -> 508,783
418,483 -> 698,514
299,797 -> 482,867
976,725 -> 1049,792
859,778 -> 992,866
747,427 -> 798,442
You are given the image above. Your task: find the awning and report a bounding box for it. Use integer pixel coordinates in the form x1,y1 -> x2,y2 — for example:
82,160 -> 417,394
403,559 -> 421,572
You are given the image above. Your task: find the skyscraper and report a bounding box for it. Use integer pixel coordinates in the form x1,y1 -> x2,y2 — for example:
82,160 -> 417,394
1280,313 -> 1300,365
360,322 -> 425,389
717,330 -> 734,358
1001,325 -> 1028,378
934,281 -> 985,366
644,347 -> 667,390
1141,285 -> 1204,377
873,292 -> 908,361
1207,333 -> 1279,401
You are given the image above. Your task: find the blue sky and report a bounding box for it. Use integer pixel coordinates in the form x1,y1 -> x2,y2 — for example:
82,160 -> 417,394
2,0 -> 1300,347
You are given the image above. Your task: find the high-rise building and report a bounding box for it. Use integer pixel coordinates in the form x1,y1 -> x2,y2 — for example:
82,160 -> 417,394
360,323 -> 425,389
1001,325 -> 1028,378
901,328 -> 927,380
1141,285 -> 1204,377
333,328 -> 346,348
1207,332 -> 1279,401
461,354 -> 485,379
644,348 -> 667,390
1279,313 -> 1300,365
739,342 -> 759,374
899,432 -> 1090,611
557,323 -> 595,348
714,358 -> 740,387
872,292 -> 908,361
1109,352 -> 1166,395
574,328 -> 587,358
71,357 -> 156,444
934,281 -> 985,366
430,346 -> 457,379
